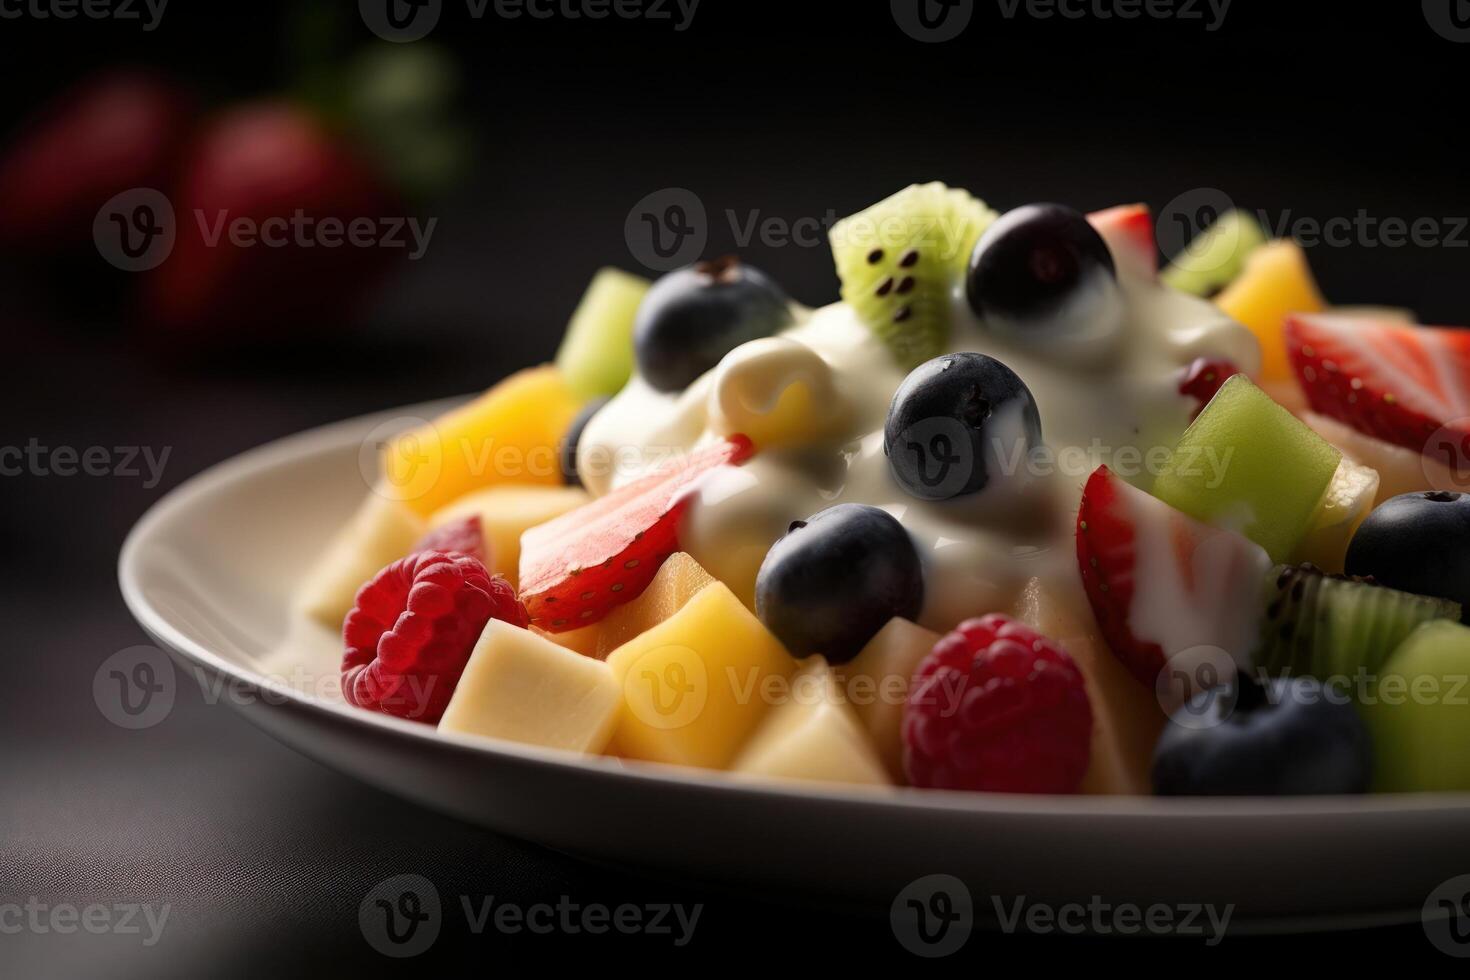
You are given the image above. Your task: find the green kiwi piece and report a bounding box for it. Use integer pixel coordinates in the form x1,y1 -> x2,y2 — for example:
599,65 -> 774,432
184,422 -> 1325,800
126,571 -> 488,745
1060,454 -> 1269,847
1161,208 -> 1267,297
1256,564 -> 1461,681
829,183 -> 996,368
554,267 -> 651,398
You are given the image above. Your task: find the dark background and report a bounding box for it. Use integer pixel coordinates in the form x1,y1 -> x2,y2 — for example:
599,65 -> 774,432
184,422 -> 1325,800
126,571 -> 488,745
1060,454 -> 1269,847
3,0 -> 1468,973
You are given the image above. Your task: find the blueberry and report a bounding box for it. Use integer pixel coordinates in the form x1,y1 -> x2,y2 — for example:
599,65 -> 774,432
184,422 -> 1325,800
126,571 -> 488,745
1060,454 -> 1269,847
755,504 -> 924,664
1152,676 -> 1372,796
965,203 -> 1120,348
633,256 -> 793,392
559,396 -> 608,488
1346,491 -> 1470,623
883,353 -> 1042,500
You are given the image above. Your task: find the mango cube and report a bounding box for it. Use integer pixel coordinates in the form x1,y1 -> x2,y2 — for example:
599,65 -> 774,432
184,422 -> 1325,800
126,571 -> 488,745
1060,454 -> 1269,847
606,582 -> 796,770
731,658 -> 891,787
1152,375 -> 1341,562
296,489 -> 425,628
383,366 -> 585,518
429,484 -> 590,588
1215,240 -> 1325,383
838,617 -> 941,781
596,552 -> 715,658
439,620 -> 621,754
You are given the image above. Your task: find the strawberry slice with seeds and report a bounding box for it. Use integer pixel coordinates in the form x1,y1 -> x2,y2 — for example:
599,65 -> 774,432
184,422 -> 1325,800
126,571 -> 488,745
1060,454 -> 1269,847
1076,465 -> 1271,688
1088,204 -> 1156,274
519,435 -> 754,631
1286,313 -> 1470,461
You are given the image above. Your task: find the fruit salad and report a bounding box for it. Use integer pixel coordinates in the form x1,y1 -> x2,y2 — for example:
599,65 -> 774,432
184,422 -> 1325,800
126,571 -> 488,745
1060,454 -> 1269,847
296,184 -> 1470,798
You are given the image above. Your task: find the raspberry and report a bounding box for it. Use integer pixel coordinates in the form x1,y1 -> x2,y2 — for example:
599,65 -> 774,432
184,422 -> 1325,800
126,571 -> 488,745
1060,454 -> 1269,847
414,515 -> 487,564
342,551 -> 527,723
902,613 -> 1093,794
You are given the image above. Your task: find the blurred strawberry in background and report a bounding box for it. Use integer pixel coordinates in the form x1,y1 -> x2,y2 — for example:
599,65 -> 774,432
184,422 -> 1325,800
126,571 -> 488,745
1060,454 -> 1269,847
140,102 -> 396,343
0,70 -> 191,254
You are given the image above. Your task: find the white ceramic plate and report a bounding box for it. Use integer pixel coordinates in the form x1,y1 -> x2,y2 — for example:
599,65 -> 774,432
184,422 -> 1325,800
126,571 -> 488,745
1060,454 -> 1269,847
119,399 -> 1470,935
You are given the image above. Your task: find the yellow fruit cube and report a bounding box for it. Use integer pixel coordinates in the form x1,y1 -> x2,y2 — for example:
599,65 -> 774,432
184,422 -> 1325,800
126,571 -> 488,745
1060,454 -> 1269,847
1290,457 -> 1380,574
1216,240 -> 1326,384
606,582 -> 797,770
595,552 -> 715,658
439,620 -> 621,753
296,489 -> 425,628
429,484 -> 590,588
382,366 -> 585,517
838,617 -> 941,781
1014,577 -> 1165,795
731,657 -> 891,788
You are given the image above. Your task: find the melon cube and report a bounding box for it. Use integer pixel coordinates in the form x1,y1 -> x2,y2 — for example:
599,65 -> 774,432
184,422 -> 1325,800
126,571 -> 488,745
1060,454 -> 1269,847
383,365 -> 585,517
1368,620 -> 1470,793
296,489 -> 425,628
1014,576 -> 1165,796
438,620 -> 621,754
605,582 -> 797,770
838,617 -> 941,781
554,268 -> 650,399
731,658 -> 891,788
1152,375 -> 1341,562
595,552 -> 715,658
429,484 -> 590,588
1215,240 -> 1325,383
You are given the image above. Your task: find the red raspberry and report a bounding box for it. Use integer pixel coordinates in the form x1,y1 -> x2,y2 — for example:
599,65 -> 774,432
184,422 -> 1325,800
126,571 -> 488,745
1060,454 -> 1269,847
413,515 -> 487,564
342,551 -> 527,723
902,613 -> 1093,794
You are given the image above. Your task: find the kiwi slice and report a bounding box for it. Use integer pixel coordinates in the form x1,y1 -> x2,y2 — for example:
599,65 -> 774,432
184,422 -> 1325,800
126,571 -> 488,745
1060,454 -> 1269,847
1161,209 -> 1267,297
1256,564 -> 1461,681
829,183 -> 996,368
554,267 -> 651,399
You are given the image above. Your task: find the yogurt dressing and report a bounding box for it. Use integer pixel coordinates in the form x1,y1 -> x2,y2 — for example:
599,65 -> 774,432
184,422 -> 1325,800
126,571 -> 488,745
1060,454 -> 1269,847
579,237 -> 1261,632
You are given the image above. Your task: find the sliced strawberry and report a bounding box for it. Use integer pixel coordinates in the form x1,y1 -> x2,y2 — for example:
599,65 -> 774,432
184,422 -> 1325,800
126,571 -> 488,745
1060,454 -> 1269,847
1286,313 -> 1470,462
1178,357 -> 1241,419
519,435 -> 754,631
1088,204 -> 1156,274
414,515 -> 487,564
1076,465 -> 1271,688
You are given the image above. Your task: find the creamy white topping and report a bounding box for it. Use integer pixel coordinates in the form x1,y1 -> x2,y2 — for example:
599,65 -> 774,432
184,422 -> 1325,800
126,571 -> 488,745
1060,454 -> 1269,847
579,231 -> 1261,631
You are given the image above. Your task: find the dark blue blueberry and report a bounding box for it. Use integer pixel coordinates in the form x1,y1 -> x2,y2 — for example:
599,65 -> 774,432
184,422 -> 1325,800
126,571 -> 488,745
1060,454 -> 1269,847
966,203 -> 1116,328
883,352 -> 1042,500
755,504 -> 924,664
1152,675 -> 1372,796
633,256 -> 793,392
1346,490 -> 1470,624
559,396 -> 608,488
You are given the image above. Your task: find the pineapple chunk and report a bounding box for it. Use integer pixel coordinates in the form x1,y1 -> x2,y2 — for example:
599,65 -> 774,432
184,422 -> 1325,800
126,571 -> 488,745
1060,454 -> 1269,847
596,552 -> 715,658
1215,240 -> 1325,384
731,657 -> 891,788
296,489 -> 425,628
429,484 -> 589,588
1290,457 -> 1380,574
606,582 -> 796,770
439,620 -> 620,754
838,617 -> 941,781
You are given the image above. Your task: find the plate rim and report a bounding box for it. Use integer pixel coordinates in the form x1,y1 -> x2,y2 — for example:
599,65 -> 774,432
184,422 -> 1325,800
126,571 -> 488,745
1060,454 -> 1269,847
118,396 -> 1470,822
